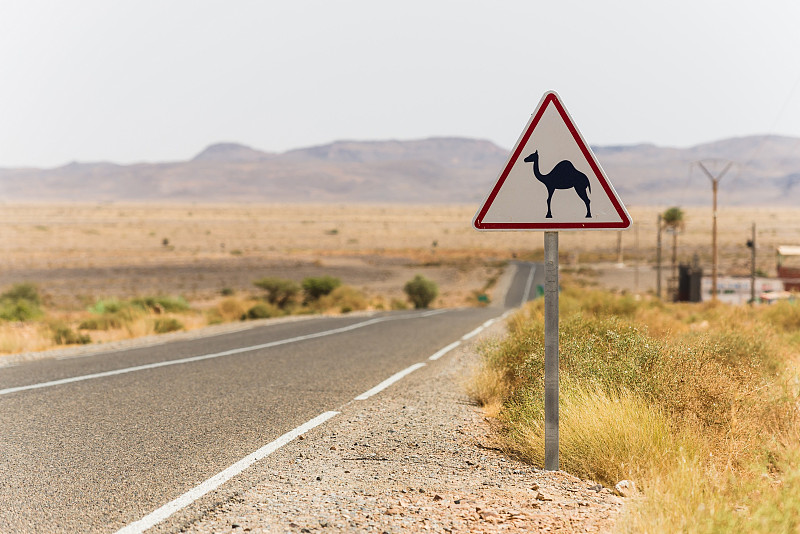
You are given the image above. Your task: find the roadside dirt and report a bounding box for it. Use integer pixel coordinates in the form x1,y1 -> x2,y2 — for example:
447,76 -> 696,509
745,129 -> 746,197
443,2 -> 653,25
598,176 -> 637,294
174,318 -> 625,534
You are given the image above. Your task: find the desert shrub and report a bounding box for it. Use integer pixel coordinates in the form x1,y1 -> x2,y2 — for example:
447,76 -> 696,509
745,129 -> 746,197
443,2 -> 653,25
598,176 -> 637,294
494,309 -> 791,461
51,323 -> 91,345
0,283 -> 43,321
87,299 -> 142,329
153,317 -> 183,334
220,287 -> 235,296
89,298 -> 129,314
78,315 -> 125,331
472,286 -> 800,533
84,296 -> 190,331
763,300 -> 800,333
0,299 -> 42,322
505,385 -> 683,486
209,297 -> 250,323
244,302 -> 282,320
302,276 -> 341,302
317,285 -> 368,313
403,275 -> 438,309
131,296 -> 190,313
253,277 -> 300,309
2,283 -> 41,305
390,298 -> 409,310
90,296 -> 188,315
563,285 -> 639,317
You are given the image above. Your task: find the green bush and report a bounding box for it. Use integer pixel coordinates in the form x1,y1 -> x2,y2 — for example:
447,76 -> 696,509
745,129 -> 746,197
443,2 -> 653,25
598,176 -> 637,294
87,296 -> 189,325
243,302 -> 282,320
89,298 -> 130,315
2,283 -> 41,305
403,275 -> 438,309
253,277 -> 300,309
153,317 -> 184,334
0,283 -> 43,321
302,276 -> 341,302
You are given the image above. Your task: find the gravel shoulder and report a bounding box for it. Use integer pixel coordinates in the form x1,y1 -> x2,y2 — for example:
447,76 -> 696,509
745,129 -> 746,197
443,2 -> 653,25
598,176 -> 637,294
177,318 -> 625,534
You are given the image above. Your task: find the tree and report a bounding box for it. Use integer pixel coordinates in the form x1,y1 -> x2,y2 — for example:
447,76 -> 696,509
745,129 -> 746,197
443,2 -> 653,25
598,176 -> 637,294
403,275 -> 438,309
301,276 -> 341,303
253,277 -> 300,309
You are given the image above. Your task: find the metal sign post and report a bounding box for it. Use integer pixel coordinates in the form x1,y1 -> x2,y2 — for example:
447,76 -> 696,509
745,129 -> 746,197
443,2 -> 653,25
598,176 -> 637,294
544,231 -> 559,470
472,91 -> 631,472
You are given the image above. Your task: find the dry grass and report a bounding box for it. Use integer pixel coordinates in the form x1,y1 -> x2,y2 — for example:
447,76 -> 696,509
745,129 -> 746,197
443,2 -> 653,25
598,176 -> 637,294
471,285 -> 800,532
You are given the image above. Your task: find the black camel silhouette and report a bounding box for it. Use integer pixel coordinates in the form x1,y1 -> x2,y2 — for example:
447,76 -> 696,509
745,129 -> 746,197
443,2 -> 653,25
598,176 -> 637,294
523,151 -> 592,219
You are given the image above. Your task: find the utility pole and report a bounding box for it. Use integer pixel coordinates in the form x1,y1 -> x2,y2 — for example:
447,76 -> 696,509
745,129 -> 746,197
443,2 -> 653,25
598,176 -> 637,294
656,214 -> 662,299
697,161 -> 732,301
634,223 -> 639,293
747,222 -> 756,304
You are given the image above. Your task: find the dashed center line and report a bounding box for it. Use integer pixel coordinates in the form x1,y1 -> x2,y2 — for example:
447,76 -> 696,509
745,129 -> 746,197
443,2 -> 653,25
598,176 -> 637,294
429,341 -> 461,361
354,363 -> 427,401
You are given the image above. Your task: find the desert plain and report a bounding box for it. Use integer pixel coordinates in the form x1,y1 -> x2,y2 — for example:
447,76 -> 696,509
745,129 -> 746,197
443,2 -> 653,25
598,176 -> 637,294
0,202 -> 798,355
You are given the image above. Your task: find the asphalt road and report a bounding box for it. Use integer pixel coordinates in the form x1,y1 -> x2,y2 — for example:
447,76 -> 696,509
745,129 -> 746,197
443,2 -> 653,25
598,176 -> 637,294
0,262 -> 542,533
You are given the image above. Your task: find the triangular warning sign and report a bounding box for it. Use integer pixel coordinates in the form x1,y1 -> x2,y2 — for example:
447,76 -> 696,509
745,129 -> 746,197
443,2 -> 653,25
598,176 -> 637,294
473,91 -> 631,231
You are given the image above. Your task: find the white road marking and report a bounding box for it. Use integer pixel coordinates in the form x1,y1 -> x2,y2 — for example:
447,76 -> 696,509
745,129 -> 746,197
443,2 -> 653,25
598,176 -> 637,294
420,309 -> 449,317
111,310 -> 466,532
354,363 -> 426,401
0,312 -> 448,397
521,264 -> 536,307
114,410 -> 339,534
428,341 -> 461,361
461,326 -> 483,341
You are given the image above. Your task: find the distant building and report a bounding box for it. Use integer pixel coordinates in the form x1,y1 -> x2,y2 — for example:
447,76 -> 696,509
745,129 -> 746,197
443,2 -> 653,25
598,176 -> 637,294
701,277 -> 785,305
777,245 -> 800,292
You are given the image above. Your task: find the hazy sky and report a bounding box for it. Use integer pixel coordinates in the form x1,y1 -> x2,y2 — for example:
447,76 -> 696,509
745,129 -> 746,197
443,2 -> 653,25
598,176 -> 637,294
1,0 -> 799,168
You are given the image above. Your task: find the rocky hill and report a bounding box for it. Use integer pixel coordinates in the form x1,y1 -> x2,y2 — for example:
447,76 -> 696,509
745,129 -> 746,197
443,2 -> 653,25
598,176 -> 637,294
0,136 -> 798,205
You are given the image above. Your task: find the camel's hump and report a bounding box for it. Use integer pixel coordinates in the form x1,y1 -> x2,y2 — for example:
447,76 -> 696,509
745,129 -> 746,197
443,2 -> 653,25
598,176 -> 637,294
553,160 -> 579,172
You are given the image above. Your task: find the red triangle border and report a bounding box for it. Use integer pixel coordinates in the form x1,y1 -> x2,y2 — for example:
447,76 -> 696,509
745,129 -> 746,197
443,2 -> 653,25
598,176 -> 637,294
473,92 -> 631,231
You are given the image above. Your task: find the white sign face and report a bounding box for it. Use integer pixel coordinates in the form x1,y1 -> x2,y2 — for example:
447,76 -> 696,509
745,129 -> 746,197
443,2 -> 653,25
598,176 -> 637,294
473,91 -> 631,231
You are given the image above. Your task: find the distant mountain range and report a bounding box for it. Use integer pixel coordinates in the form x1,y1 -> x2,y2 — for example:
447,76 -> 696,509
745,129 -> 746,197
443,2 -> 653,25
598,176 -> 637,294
1,135 -> 798,205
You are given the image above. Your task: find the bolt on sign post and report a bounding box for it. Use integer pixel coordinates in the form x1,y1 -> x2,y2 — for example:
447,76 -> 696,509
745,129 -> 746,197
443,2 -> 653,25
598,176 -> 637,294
472,91 -> 631,471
